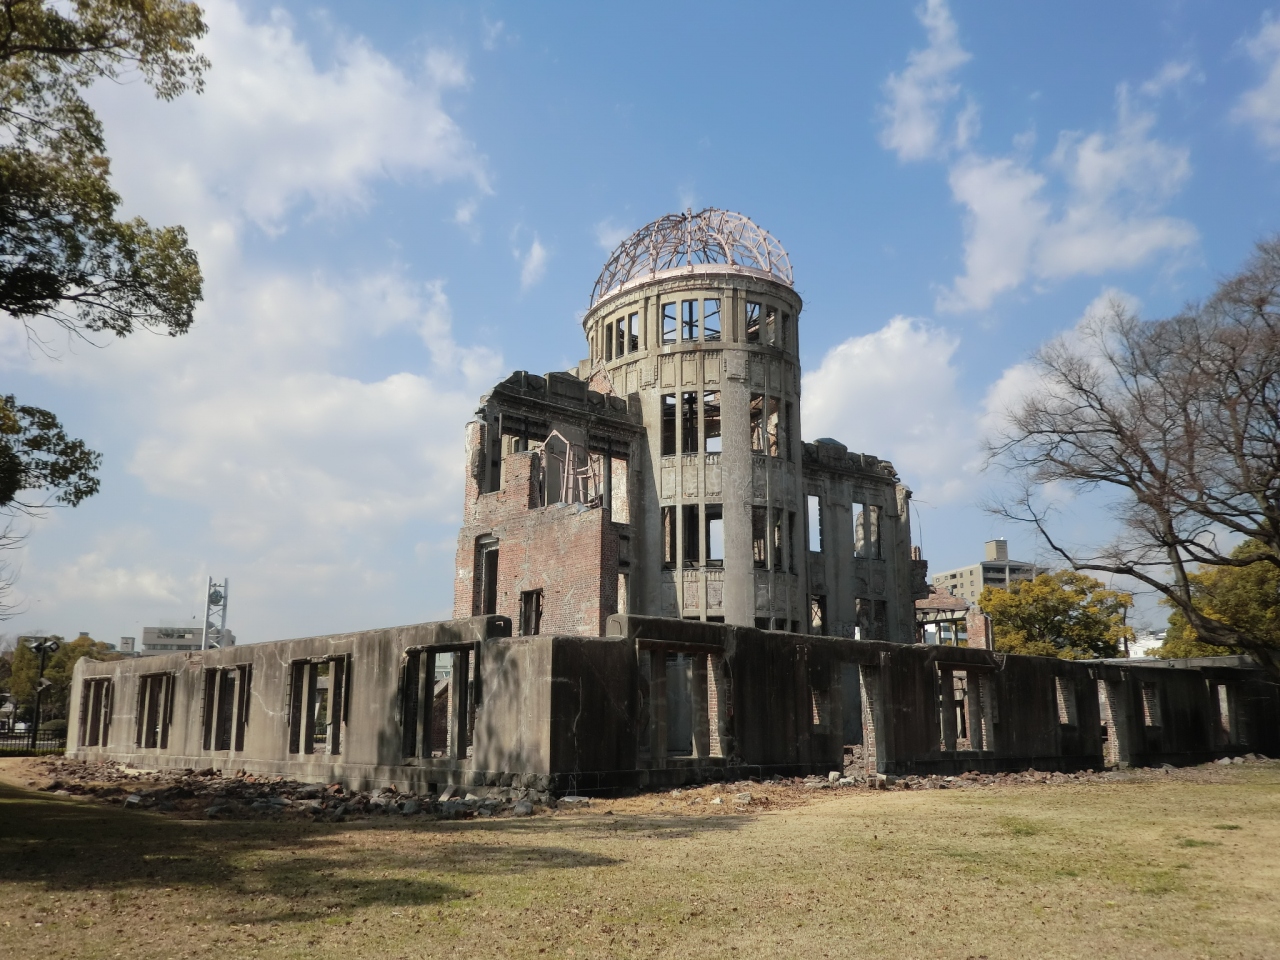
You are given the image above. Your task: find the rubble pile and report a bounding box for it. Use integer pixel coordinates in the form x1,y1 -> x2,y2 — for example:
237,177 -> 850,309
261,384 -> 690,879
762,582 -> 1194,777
31,758 -> 553,821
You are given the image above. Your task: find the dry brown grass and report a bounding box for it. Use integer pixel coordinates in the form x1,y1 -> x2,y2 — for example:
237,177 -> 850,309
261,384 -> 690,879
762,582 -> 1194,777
1,760 -> 1278,959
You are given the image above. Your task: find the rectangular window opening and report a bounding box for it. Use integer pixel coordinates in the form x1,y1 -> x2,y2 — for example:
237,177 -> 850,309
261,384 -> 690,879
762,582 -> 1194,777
745,301 -> 761,342
661,394 -> 676,456
627,312 -> 640,352
785,402 -> 794,461
703,391 -> 721,453
1055,677 -> 1078,727
782,313 -> 791,350
615,319 -> 626,359
609,456 -> 629,522
765,306 -> 777,345
80,678 -> 113,748
681,300 -> 698,341
807,495 -> 823,552
752,506 -> 768,568
605,321 -> 614,361
705,504 -> 724,567
662,303 -> 677,344
681,392 -> 699,454
750,393 -> 765,452
702,299 -> 721,341
662,506 -> 677,568
135,673 -> 174,750
477,538 -> 499,616
520,589 -> 543,636
682,504 -> 700,567
853,502 -> 882,560
772,511 -> 783,570
1141,682 -> 1162,728
767,396 -> 780,457
809,595 -> 827,636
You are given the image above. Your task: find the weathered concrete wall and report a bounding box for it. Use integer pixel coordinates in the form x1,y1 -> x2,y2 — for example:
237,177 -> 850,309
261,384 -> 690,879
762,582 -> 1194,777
69,614 -> 1279,794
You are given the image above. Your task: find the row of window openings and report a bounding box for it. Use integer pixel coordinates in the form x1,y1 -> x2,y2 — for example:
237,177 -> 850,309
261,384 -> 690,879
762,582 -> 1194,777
658,391 -> 793,459
804,494 -> 884,559
602,300 -> 792,361
659,503 -> 805,571
805,595 -> 887,638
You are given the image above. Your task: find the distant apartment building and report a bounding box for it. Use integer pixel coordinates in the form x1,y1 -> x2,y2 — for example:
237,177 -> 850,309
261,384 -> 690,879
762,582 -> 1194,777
140,623 -> 237,655
931,539 -> 1037,605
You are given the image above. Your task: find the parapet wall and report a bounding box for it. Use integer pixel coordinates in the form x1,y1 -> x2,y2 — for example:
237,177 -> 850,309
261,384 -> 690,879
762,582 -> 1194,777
69,615 -> 1279,794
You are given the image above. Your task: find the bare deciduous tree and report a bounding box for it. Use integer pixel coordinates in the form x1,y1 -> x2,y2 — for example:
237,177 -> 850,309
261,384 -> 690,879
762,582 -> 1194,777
990,237 -> 1280,675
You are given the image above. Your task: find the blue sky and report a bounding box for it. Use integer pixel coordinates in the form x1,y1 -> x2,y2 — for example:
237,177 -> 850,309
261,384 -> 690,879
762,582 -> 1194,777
3,0 -> 1279,644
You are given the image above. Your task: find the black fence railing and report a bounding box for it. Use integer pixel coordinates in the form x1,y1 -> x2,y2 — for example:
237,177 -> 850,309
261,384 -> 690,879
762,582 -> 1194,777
0,731 -> 67,751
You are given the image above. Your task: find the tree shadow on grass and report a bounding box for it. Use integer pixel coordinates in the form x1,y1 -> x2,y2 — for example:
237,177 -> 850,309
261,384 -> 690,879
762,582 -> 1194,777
0,783 -> 750,922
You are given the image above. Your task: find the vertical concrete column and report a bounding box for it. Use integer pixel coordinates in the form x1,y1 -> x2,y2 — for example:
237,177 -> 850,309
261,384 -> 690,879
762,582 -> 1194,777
979,674 -> 996,752
966,673 -> 985,751
691,654 -> 710,758
938,667 -> 957,751
649,648 -> 668,766
449,650 -> 470,760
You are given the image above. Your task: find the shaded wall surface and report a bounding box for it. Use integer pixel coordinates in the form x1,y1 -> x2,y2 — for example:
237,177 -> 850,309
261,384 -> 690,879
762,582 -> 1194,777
70,616 -> 1279,793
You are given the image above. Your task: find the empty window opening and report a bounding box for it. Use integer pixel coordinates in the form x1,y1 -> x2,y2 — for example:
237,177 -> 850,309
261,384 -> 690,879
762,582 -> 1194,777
1141,682 -> 1162,728
750,394 -> 765,451
201,665 -> 250,752
614,319 -> 625,359
703,299 -> 721,341
765,306 -> 777,344
785,402 -> 794,461
289,657 -> 348,756
661,394 -> 676,456
682,300 -> 698,340
477,538 -> 499,616
682,504 -> 700,567
755,617 -> 771,629
1055,677 -> 1078,726
681,392 -> 699,454
853,502 -> 882,560
520,589 -> 543,636
666,653 -> 694,756
788,511 -> 798,571
767,396 -> 780,456
609,456 -> 629,522
811,687 -> 831,730
807,495 -> 823,552
782,313 -> 791,350
79,678 -> 113,748
135,673 -> 174,749
627,312 -> 640,352
809,595 -> 827,636
617,571 -> 629,616
662,302 -> 677,344
400,649 -> 475,761
705,504 -> 724,567
752,506 -> 768,568
703,391 -> 721,453
745,301 -> 761,342
605,321 -> 614,361
772,511 -> 783,570
662,506 -> 677,568
1216,684 -> 1233,744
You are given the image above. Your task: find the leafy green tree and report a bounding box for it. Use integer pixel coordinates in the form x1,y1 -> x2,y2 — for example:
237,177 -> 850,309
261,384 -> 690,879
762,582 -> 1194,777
0,0 -> 207,609
979,570 -> 1134,659
9,632 -> 121,719
1155,540 -> 1280,660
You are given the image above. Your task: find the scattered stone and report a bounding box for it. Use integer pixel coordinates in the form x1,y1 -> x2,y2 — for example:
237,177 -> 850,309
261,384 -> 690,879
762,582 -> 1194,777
512,800 -> 534,816
710,796 -> 723,805
734,792 -> 752,804
401,799 -> 421,815
123,793 -> 143,808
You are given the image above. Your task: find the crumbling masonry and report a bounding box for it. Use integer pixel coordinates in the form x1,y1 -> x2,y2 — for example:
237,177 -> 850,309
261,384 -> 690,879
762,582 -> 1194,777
70,209 -> 1280,792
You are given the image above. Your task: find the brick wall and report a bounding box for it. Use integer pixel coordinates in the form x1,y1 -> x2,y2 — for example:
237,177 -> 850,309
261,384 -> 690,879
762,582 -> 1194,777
454,423 -> 623,636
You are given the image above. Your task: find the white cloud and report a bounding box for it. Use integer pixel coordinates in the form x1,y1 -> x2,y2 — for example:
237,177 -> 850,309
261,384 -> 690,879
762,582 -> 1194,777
90,0 -> 489,236
518,236 -> 549,289
1233,15 -> 1280,153
802,317 -> 978,503
938,84 -> 1195,311
595,219 -> 632,252
878,0 -> 971,162
0,0 -> 504,642
1139,59 -> 1200,99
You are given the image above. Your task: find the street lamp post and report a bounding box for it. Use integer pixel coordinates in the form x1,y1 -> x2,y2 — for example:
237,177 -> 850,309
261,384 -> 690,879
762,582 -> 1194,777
22,637 -> 60,751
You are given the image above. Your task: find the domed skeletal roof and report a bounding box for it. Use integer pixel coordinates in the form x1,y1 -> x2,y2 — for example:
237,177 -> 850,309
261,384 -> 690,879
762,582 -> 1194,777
590,208 -> 793,307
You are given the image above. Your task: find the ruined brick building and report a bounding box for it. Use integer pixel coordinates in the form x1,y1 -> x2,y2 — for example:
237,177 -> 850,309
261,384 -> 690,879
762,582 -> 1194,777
67,209 -> 1280,795
454,208 -> 929,640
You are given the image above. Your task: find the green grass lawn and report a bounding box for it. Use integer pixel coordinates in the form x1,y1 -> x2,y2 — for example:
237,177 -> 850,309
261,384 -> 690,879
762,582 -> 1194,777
2,766 -> 1278,959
